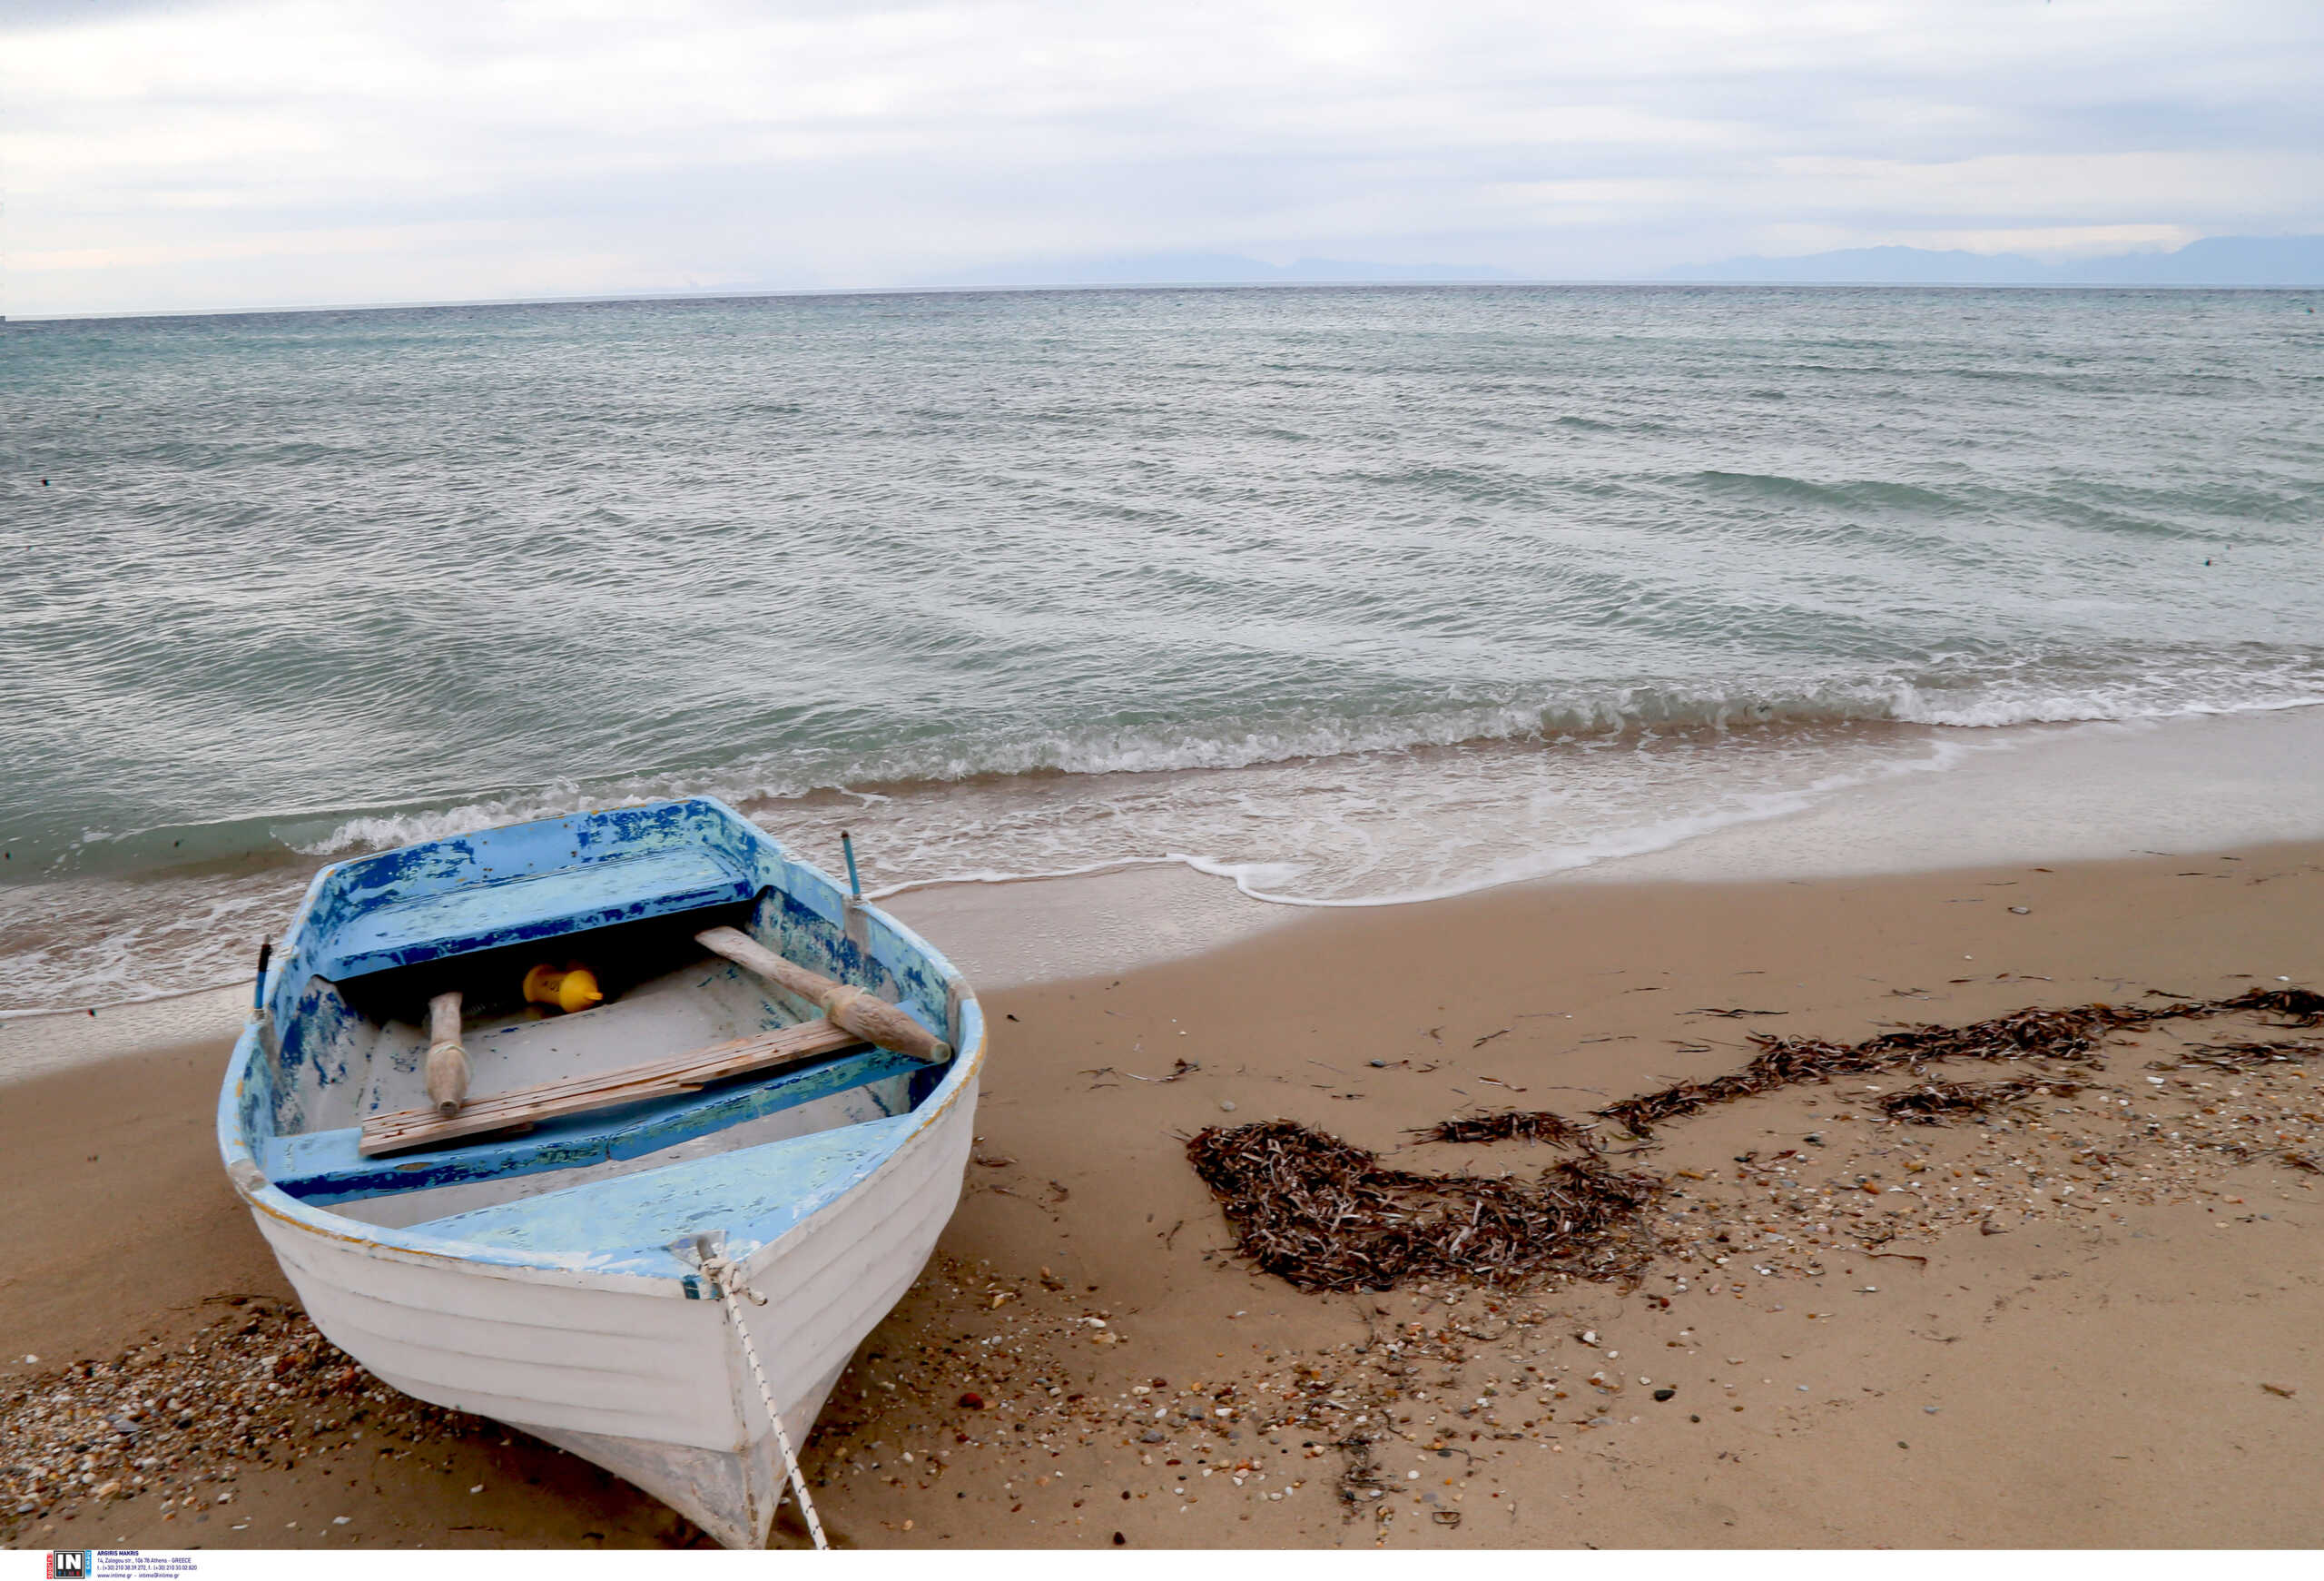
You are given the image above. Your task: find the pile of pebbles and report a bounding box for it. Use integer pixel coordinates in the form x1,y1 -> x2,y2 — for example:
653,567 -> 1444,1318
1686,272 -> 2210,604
1,1298 -> 466,1539
810,1257 -> 1666,1539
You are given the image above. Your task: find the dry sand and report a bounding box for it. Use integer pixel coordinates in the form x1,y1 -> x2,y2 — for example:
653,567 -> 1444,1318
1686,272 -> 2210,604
5,844 -> 2320,1549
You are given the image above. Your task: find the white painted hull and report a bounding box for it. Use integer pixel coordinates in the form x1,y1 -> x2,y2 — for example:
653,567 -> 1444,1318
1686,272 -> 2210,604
244,1073 -> 979,1547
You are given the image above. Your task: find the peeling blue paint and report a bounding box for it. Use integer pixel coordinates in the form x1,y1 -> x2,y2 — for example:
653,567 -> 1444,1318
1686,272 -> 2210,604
265,1043 -> 921,1207
218,795 -> 987,1290
409,1115 -> 916,1279
315,847 -> 753,980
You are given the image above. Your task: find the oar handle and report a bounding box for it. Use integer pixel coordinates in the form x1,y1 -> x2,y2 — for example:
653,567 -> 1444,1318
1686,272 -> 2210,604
426,991 -> 470,1115
695,926 -> 950,1063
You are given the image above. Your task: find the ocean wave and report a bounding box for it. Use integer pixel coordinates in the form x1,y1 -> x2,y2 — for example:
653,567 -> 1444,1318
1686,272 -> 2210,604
14,650 -> 2313,882
1893,687 -> 2324,727
8,699 -> 2322,1019
277,656 -> 2324,862
860,759 -> 1944,919
12,287 -> 2324,1023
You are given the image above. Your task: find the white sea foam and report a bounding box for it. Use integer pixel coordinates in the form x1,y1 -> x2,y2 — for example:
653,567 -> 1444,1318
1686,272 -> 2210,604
20,644 -> 2324,1020
8,692 -> 2323,1022
289,707 -> 1997,916
281,659 -> 2324,867
0,979 -> 248,1023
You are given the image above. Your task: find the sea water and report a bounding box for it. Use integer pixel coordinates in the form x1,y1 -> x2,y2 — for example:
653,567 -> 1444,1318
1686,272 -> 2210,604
3,283 -> 2320,1013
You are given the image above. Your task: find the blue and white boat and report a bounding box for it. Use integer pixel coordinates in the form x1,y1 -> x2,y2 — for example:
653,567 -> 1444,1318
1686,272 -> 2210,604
217,797 -> 984,1547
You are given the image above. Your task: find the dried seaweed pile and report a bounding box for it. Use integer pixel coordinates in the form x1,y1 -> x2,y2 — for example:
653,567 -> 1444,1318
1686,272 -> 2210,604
1187,987 -> 2319,1298
1877,1076 -> 2080,1123
1185,1119 -> 1659,1293
1415,1112 -> 1598,1149
1597,990 -> 2323,1136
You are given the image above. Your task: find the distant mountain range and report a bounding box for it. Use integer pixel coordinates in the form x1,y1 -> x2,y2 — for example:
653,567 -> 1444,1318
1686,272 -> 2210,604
921,234 -> 2323,291
1655,233 -> 2324,286
925,252 -> 1518,287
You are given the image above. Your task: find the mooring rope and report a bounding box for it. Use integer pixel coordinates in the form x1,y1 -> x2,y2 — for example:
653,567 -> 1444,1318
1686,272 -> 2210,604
700,1250 -> 830,1551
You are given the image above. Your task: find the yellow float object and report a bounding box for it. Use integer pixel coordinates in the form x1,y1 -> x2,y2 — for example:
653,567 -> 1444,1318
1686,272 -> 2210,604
523,961 -> 604,1013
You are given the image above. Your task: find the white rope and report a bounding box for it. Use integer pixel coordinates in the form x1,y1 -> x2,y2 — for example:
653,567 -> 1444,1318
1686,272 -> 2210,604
702,1252 -> 830,1551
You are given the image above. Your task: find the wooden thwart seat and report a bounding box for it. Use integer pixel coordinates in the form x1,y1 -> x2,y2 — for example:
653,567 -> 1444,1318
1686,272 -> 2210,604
359,1017 -> 867,1157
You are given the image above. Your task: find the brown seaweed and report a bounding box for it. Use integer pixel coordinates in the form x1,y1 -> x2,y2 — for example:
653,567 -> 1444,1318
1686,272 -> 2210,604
2167,1040 -> 2320,1072
1594,993 -> 2309,1136
1414,1111 -> 1599,1149
2206,987 -> 2324,1026
1185,1120 -> 1659,1293
1187,987 -> 2321,1296
1877,1076 -> 2080,1123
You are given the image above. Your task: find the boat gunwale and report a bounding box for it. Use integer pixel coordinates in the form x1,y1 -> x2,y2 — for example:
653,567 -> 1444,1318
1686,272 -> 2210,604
217,796 -> 987,1298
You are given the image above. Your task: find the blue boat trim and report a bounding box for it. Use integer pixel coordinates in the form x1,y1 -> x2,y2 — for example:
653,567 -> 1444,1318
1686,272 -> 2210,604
263,1042 -> 921,1207
401,1114 -> 917,1279
219,795 -> 988,1290
313,845 -> 754,980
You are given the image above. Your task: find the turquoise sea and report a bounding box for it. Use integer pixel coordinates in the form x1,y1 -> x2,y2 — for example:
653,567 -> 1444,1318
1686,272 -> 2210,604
4,284 -> 2320,1011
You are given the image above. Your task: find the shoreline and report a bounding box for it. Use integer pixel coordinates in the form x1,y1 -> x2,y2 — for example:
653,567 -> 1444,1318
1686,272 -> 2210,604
9,703 -> 2324,1085
7,703 -> 2324,1043
5,839 -> 2321,1547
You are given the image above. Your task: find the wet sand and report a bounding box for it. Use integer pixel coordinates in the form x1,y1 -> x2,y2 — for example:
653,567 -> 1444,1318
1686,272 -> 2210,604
5,844 -> 2321,1548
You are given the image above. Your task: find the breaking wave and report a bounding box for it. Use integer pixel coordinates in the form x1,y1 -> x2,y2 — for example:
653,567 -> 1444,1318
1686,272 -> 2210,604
279,648 -> 2324,863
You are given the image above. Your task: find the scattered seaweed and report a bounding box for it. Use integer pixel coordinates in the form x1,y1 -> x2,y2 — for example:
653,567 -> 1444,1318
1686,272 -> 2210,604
1081,1058 -> 1199,1085
1191,987 -> 2320,1297
1185,1120 -> 1659,1293
1414,1112 -> 1598,1149
2208,986 -> 2324,1026
1593,993 -> 2312,1136
2167,1041 -> 2320,1072
1877,1076 -> 2080,1124
1333,1428 -> 1390,1518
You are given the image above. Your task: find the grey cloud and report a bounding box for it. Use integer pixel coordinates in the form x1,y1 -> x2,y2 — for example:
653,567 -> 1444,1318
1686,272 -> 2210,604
6,0 -> 2323,316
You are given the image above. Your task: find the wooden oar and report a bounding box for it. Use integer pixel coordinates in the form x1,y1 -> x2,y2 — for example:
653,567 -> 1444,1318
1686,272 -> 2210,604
695,926 -> 950,1063
425,991 -> 469,1115
359,1017 -> 865,1156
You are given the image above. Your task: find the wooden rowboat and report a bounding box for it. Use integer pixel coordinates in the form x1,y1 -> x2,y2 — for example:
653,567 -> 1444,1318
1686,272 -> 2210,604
216,797 -> 984,1547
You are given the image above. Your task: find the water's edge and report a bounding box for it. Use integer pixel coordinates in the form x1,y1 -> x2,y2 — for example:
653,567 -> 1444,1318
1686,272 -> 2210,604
9,704 -> 2317,1083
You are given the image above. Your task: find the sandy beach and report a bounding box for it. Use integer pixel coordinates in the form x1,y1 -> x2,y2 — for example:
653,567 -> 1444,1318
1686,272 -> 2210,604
12,11 -> 2322,1559
5,843 -> 2321,1549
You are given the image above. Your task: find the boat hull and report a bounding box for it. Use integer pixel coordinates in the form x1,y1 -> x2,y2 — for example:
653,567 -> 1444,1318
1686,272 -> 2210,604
246,1072 -> 979,1547
222,797 -> 987,1546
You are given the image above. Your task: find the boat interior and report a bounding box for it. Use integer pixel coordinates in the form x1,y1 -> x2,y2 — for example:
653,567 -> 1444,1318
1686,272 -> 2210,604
235,804 -> 969,1267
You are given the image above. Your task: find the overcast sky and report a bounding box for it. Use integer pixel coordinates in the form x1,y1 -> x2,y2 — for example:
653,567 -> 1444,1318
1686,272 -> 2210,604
5,0 -> 2321,317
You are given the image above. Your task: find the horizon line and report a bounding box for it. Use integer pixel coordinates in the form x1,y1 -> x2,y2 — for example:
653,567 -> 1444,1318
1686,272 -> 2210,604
15,275 -> 2321,327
